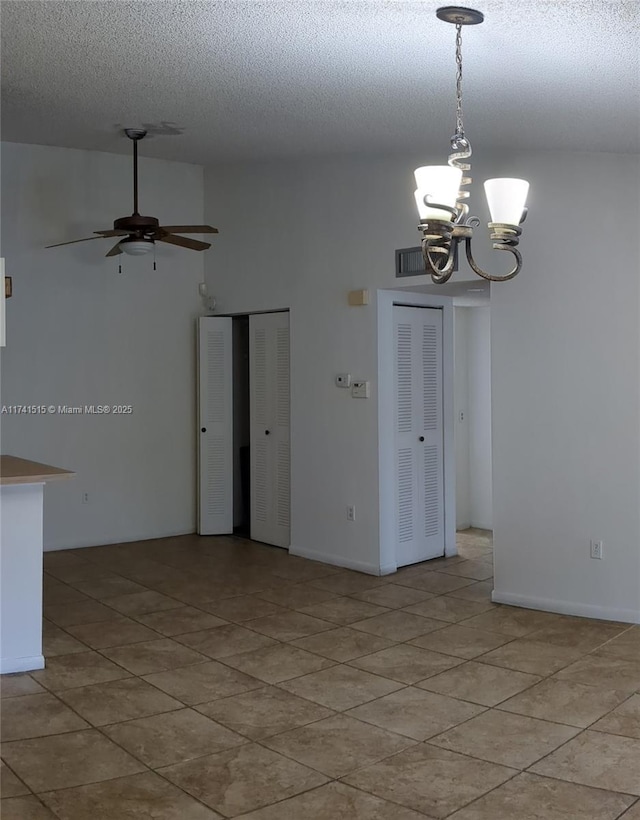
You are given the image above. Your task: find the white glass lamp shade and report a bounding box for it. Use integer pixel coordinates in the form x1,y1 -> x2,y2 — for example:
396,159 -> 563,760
414,166 -> 462,221
484,178 -> 529,226
120,239 -> 154,256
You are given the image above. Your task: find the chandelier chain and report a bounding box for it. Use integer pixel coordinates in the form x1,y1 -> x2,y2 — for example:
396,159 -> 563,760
455,23 -> 464,137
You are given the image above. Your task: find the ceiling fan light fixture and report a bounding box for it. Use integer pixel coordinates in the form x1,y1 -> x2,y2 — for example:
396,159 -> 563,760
120,239 -> 154,256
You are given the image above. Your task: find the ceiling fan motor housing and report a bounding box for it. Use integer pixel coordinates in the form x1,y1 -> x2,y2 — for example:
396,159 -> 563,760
114,215 -> 160,236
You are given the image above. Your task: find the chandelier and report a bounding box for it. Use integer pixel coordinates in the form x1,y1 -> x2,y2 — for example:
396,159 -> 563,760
414,6 -> 529,283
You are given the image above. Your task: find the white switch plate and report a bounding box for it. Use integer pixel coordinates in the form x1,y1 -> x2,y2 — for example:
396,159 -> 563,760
335,373 -> 351,388
352,380 -> 370,399
590,539 -> 603,560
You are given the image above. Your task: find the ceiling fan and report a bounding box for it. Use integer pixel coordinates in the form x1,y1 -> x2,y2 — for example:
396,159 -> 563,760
46,129 -> 218,257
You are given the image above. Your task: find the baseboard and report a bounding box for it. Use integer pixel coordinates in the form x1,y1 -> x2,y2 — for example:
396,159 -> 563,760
44,528 -> 196,552
289,545 -> 385,576
1,654 -> 45,674
492,589 -> 640,624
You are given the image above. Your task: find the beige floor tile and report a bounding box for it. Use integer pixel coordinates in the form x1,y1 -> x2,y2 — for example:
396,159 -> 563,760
598,626 -> 640,661
298,596 -> 391,625
430,709 -> 580,769
135,606 -> 228,636
44,600 -> 123,627
255,583 -> 339,610
279,664 -> 403,711
2,730 -> 145,792
448,772 -> 634,820
343,743 -> 516,818
42,622 -> 88,657
447,581 -> 495,604
31,651 -> 130,691
592,694 -> 640,739
159,742 -> 328,816
197,685 -> 334,739
0,796 -> 57,820
40,771 -> 222,819
403,596 -> 493,623
143,660 -> 263,705
348,686 -> 485,740
1,761 -> 30,797
0,693 -> 88,740
437,559 -> 494,581
101,638 -> 207,675
176,624 -> 278,659
619,802 -> 640,819
499,678 -> 629,727
396,571 -> 476,595
555,652 -> 640,694
527,619 -> 631,652
244,610 -> 334,641
103,707 -> 246,767
351,610 -> 445,641
462,607 -> 562,637
349,584 -> 435,609
418,661 -> 541,706
67,575 -> 147,600
479,638 -> 583,676
531,730 -> 640,795
221,642 -> 334,683
1,673 -> 46,698
264,713 -> 415,778
103,590 -> 183,616
199,596 -> 285,623
56,676 -> 183,725
349,644 -> 464,684
238,781 -> 427,820
308,573 -> 388,595
64,616 -> 159,649
292,627 -> 395,662
410,624 -> 513,659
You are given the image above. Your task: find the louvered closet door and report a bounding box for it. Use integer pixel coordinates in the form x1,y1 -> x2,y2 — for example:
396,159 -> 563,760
393,305 -> 444,566
250,312 -> 290,548
198,317 -> 233,535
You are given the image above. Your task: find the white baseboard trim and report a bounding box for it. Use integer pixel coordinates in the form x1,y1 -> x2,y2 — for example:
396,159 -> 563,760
492,589 -> 640,624
1,654 -> 45,674
289,545 -> 384,576
44,529 -> 196,552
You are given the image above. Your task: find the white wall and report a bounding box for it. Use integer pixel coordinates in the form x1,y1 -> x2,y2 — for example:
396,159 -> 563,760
0,142 -> 206,550
468,306 -> 492,530
454,307 -> 471,529
205,148 -> 640,620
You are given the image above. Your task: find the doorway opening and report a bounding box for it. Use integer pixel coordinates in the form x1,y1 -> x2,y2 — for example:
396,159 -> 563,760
232,316 -> 250,537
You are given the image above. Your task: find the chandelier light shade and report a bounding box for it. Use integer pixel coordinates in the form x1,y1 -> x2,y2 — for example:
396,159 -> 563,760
415,6 -> 530,283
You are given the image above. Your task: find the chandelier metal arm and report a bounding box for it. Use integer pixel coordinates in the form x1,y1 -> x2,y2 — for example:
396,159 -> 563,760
464,236 -> 523,282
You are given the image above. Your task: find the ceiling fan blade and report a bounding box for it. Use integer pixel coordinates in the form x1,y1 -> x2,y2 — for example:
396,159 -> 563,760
45,236 -> 106,249
94,230 -> 130,237
158,225 -> 219,234
158,234 -> 211,251
105,241 -> 123,257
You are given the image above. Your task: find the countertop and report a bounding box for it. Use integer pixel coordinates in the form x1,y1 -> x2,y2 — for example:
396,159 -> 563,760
0,455 -> 75,485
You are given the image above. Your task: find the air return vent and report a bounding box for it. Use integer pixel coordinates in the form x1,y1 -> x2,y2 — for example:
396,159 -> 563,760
395,247 -> 425,278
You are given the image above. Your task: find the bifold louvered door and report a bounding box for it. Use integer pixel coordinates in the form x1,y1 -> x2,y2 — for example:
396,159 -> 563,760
393,305 -> 444,566
198,317 -> 233,535
250,312 -> 290,548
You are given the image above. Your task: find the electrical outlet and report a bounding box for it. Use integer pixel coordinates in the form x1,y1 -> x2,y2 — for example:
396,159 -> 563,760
590,539 -> 603,560
347,505 -> 356,521
82,492 -> 90,504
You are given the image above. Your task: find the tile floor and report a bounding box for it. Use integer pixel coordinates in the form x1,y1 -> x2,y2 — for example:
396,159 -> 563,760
1,528 -> 639,818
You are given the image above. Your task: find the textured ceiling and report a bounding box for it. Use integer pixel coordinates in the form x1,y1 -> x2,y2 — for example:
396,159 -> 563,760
2,1 -> 639,164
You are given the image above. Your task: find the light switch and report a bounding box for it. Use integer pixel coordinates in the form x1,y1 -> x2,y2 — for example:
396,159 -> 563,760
335,373 -> 352,388
352,380 -> 370,399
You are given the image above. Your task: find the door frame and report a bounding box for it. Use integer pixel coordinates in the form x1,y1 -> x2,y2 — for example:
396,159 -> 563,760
377,289 -> 456,574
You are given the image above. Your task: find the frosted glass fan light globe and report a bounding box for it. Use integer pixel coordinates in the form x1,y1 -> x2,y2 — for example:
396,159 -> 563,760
414,166 -> 462,221
484,178 -> 529,226
120,239 -> 154,256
